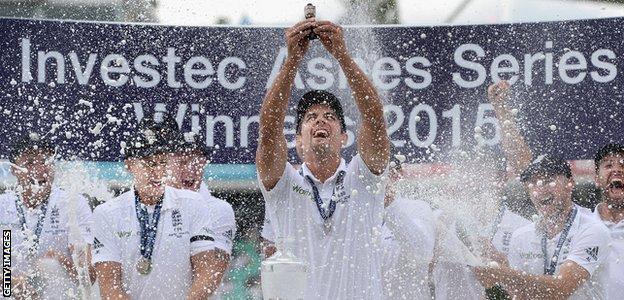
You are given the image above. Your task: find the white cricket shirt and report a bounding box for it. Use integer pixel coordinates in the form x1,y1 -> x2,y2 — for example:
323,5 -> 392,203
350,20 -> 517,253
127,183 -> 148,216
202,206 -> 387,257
198,182 -> 236,251
593,203 -> 624,300
260,154 -> 387,300
433,208 -> 529,300
492,206 -> 531,255
508,205 -> 611,299
92,186 -> 235,299
0,187 -> 93,299
381,197 -> 436,300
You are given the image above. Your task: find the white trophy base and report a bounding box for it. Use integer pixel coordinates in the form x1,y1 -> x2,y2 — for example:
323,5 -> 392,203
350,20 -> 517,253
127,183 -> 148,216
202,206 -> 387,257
261,259 -> 307,300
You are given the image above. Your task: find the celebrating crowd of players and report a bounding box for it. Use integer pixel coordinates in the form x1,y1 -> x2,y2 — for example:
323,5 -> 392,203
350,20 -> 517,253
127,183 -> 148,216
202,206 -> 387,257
2,18 -> 623,300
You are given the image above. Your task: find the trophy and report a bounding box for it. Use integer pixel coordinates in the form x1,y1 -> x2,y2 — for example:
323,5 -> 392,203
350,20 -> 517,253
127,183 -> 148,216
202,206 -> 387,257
261,237 -> 308,299
305,3 -> 318,40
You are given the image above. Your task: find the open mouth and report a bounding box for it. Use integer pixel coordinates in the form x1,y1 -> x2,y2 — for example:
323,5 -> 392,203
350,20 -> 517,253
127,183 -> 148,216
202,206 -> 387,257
313,129 -> 329,138
539,196 -> 553,206
608,177 -> 624,190
150,180 -> 163,188
29,178 -> 47,186
182,180 -> 196,189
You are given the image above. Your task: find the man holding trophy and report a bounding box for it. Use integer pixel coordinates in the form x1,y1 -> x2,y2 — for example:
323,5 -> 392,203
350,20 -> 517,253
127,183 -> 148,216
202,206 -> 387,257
256,7 -> 391,300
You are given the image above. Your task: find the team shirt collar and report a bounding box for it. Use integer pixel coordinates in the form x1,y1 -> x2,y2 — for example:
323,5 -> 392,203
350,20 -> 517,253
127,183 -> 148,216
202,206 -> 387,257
594,202 -> 624,228
128,186 -> 178,211
14,186 -> 61,210
300,158 -> 347,184
198,182 -> 211,198
539,204 -> 582,241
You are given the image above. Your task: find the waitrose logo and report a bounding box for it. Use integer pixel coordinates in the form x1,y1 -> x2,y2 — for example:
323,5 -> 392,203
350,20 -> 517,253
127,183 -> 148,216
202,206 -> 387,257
292,184 -> 312,198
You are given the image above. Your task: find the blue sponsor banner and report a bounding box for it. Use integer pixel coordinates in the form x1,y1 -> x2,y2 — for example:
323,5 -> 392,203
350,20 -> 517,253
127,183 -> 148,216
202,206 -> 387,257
0,17 -> 622,165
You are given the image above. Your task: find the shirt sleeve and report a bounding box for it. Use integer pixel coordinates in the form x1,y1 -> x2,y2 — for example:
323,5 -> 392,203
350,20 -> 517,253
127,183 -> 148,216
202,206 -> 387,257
261,216 -> 275,243
258,162 -> 298,206
91,207 -> 121,264
348,154 -> 388,195
190,200 -> 237,256
564,221 -> 611,276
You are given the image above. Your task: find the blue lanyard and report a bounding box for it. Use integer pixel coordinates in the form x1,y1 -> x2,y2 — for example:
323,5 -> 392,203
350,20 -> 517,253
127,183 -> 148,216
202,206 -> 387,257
14,197 -> 49,256
541,207 -> 577,275
134,194 -> 163,260
301,169 -> 346,221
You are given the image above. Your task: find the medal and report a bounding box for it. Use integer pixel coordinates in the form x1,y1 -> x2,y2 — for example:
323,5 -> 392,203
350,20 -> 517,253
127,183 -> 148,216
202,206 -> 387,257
304,170 -> 346,238
136,256 -> 152,275
323,221 -> 332,235
134,192 -> 163,276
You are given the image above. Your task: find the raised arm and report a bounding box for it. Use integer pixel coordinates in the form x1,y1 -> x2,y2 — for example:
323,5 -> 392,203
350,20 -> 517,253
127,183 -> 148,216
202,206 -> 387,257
256,19 -> 315,190
186,250 -> 230,300
487,81 -> 532,177
314,22 -> 390,175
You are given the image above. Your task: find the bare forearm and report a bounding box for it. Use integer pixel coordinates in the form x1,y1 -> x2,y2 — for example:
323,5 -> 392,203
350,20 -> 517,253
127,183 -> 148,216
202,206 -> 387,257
100,290 -> 131,300
187,251 -> 229,300
256,56 -> 301,187
98,279 -> 130,300
186,279 -> 219,300
337,54 -> 389,171
491,104 -> 532,177
492,268 -> 570,300
337,55 -> 385,123
58,254 -> 79,280
259,57 -> 300,138
95,263 -> 130,300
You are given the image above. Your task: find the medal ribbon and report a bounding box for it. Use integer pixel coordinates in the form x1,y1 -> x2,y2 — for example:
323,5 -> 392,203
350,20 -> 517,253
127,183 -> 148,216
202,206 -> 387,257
15,197 -> 49,256
304,170 -> 346,222
135,195 -> 163,260
541,206 -> 577,275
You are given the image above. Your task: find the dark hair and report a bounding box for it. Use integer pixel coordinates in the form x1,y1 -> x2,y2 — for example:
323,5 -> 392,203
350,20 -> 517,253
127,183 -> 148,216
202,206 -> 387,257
594,143 -> 624,172
178,131 -> 211,159
520,154 -> 572,183
138,114 -> 179,141
9,133 -> 55,163
295,90 -> 346,134
124,115 -> 180,159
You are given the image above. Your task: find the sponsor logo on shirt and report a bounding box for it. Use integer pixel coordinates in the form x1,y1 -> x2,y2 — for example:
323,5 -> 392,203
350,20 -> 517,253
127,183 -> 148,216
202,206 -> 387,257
332,187 -> 350,204
202,227 -> 215,236
168,209 -> 189,238
519,252 -> 544,259
171,209 -> 183,232
584,246 -> 599,262
501,231 -> 512,254
292,184 -> 312,198
223,229 -> 234,241
49,206 -> 60,229
116,231 -> 132,238
502,232 -> 512,246
93,237 -> 104,250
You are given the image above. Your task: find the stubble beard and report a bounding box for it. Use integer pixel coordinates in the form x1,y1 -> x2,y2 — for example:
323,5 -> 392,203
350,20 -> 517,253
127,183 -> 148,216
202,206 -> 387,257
603,190 -> 624,209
